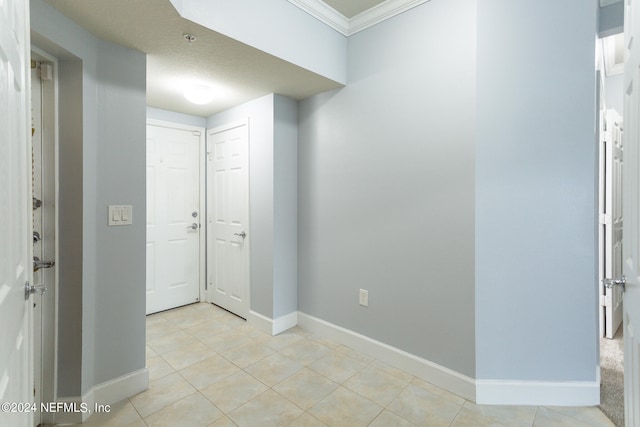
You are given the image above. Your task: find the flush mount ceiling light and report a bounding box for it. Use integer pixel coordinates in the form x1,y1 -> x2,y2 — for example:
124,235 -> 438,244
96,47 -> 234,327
184,84 -> 215,105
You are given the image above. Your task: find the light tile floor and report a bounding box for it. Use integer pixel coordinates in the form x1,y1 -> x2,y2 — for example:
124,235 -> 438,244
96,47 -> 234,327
67,303 -> 615,427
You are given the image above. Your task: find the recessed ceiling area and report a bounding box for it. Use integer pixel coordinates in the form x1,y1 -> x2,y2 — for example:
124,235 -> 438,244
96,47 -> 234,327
43,0 -> 345,117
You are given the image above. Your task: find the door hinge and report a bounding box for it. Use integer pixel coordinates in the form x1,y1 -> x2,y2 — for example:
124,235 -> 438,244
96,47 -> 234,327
600,293 -> 611,307
193,131 -> 201,136
600,213 -> 611,225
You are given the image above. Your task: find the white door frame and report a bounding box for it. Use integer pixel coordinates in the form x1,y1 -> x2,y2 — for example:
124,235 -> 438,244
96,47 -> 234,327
31,45 -> 59,426
146,119 -> 207,306
205,119 -> 251,317
622,0 -> 640,422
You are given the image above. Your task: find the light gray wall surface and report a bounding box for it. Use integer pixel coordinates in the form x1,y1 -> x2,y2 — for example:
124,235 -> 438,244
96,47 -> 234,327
94,40 -> 147,387
298,0 -> 477,377
273,95 -> 298,318
599,1 -> 624,37
147,107 -> 207,128
207,95 -> 276,318
475,0 -> 599,381
54,58 -> 84,397
31,0 -> 147,396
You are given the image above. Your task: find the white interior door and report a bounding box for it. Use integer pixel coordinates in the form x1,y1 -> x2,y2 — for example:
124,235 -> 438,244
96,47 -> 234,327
207,121 -> 250,319
146,121 -> 203,314
602,109 -> 624,339
0,0 -> 34,425
623,0 -> 640,423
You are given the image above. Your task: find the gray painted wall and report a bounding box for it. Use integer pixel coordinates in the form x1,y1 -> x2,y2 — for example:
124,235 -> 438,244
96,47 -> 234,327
55,58 -> 84,397
599,1 -> 624,37
298,0 -> 477,377
147,107 -> 207,128
31,0 -> 147,396
475,0 -> 599,381
273,96 -> 298,318
94,40 -> 147,387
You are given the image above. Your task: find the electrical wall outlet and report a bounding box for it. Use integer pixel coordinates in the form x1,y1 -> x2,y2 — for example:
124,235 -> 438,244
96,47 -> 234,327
359,289 -> 369,307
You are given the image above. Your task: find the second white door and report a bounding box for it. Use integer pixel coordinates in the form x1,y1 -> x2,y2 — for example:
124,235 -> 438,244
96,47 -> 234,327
603,109 -> 624,339
146,121 -> 204,314
207,121 -> 250,318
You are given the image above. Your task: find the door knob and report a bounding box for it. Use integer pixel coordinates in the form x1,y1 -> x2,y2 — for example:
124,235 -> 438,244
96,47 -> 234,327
25,281 -> 47,298
234,231 -> 247,238
603,275 -> 626,292
187,223 -> 198,230
24,282 -> 47,299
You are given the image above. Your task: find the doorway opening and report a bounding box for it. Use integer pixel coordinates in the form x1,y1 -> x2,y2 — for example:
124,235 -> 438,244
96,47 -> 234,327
597,31 -> 625,427
31,47 -> 58,427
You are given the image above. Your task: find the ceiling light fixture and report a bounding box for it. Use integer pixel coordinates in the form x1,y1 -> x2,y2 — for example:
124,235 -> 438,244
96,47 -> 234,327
184,84 -> 215,105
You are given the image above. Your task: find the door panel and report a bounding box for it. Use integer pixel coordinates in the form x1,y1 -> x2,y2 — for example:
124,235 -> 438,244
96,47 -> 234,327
0,0 -> 33,425
146,122 -> 202,314
603,110 -> 624,339
207,122 -> 249,318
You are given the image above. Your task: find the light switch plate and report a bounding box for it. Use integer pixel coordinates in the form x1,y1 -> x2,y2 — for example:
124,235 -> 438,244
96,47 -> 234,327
108,205 -> 133,226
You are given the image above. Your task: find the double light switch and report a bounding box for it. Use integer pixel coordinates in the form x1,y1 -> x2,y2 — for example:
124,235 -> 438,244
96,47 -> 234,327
108,205 -> 133,226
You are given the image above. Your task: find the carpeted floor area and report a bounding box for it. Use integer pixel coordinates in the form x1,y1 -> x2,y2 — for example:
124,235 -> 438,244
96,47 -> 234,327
600,327 -> 624,427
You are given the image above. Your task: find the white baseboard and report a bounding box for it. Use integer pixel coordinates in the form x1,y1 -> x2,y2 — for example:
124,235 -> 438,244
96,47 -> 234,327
273,311 -> 298,334
476,379 -> 600,406
248,310 -> 273,334
92,368 -> 149,405
297,312 -> 476,402
54,368 -> 149,425
248,310 -> 298,336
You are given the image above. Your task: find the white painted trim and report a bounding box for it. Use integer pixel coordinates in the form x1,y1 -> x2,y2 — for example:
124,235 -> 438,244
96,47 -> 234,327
248,310 -> 298,335
476,379 -> 600,406
349,0 -> 430,35
288,0 -> 430,36
53,368 -> 149,426
273,311 -> 298,334
248,310 -> 273,335
92,368 -> 149,406
600,0 -> 623,7
287,0 -> 349,35
297,312 -> 475,401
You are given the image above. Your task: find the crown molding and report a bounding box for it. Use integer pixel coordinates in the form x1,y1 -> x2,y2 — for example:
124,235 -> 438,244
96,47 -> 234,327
288,0 -> 350,35
288,0 -> 431,36
349,0 -> 430,35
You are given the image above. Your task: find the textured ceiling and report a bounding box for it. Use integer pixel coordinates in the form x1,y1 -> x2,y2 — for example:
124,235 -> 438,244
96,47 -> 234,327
43,0 -> 345,117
